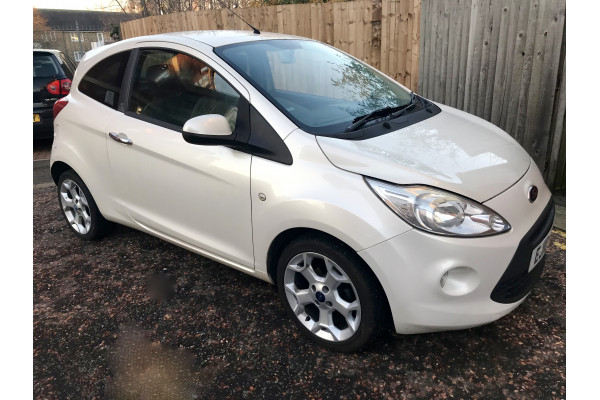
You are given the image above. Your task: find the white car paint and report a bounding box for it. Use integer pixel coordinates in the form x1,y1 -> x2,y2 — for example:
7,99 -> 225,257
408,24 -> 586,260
317,103 -> 532,202
51,31 -> 553,336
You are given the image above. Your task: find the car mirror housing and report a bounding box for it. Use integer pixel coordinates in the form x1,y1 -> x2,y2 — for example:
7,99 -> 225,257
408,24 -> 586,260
183,114 -> 232,136
182,114 -> 237,146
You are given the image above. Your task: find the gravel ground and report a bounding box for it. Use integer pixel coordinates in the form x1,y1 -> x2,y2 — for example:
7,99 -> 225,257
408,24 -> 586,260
34,185 -> 566,399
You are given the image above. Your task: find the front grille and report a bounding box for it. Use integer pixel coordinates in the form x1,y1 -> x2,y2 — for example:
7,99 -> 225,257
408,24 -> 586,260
490,199 -> 554,304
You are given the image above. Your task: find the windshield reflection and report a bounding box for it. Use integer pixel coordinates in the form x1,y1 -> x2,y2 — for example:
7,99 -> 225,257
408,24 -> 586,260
216,40 -> 412,134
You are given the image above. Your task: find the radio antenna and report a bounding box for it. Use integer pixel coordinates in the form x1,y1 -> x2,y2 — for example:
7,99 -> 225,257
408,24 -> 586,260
214,0 -> 260,34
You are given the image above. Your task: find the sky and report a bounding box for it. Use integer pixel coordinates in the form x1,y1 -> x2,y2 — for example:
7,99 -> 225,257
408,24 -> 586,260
33,0 -> 121,11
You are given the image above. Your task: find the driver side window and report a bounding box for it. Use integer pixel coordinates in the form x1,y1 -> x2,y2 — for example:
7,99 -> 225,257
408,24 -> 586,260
128,49 -> 240,131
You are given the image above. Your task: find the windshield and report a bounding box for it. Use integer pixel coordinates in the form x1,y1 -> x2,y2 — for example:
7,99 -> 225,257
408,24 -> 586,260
215,39 -> 412,135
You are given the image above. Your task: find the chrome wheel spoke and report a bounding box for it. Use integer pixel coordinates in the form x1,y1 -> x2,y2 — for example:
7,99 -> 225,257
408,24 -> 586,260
324,258 -> 350,286
61,195 -> 75,211
72,214 -> 82,233
284,284 -> 313,315
82,212 -> 92,231
69,187 -> 79,202
333,296 -> 360,317
300,265 -> 322,283
294,289 -> 314,306
310,320 -> 322,333
317,309 -> 342,341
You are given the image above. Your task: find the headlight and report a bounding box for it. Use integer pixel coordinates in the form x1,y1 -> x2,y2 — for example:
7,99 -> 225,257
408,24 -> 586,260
365,178 -> 510,236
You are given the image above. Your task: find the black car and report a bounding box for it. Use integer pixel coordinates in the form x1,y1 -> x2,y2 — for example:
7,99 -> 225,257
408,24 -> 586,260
33,49 -> 77,140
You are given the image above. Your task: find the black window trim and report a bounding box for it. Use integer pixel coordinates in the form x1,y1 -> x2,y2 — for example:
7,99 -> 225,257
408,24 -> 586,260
118,48 -> 138,113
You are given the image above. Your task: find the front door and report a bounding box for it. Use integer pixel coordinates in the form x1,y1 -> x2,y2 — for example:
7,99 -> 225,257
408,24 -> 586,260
106,46 -> 254,267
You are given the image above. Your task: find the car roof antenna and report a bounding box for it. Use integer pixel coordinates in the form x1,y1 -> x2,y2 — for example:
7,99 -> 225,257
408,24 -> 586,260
215,0 -> 260,35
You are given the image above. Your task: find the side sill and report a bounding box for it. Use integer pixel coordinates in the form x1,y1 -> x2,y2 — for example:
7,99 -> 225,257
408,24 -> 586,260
132,218 -> 273,284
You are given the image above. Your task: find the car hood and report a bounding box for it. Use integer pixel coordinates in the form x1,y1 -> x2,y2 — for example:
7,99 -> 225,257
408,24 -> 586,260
316,104 -> 532,202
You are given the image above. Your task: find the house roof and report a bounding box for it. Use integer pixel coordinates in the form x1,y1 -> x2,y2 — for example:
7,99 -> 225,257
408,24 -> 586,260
37,9 -> 139,32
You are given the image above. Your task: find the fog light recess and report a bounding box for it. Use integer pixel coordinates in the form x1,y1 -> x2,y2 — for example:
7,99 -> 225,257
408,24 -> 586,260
439,266 -> 479,296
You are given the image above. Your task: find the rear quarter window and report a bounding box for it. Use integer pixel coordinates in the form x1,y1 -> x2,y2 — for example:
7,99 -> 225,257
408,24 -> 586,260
78,51 -> 131,110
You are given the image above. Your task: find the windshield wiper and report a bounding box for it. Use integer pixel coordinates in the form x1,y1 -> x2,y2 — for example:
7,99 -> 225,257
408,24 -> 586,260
344,106 -> 396,132
344,93 -> 418,133
388,92 -> 418,120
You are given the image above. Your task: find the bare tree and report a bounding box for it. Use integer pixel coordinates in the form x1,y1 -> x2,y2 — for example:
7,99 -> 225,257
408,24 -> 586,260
109,0 -> 325,17
33,8 -> 49,31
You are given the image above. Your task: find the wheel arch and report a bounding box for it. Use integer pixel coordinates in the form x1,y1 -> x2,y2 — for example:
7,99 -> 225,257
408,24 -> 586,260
266,227 -> 394,329
50,160 -> 73,185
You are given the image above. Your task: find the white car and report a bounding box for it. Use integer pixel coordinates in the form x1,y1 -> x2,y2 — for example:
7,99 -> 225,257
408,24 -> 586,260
50,31 -> 554,352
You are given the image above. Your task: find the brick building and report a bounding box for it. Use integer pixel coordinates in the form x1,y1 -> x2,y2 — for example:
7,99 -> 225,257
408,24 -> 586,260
33,9 -> 138,62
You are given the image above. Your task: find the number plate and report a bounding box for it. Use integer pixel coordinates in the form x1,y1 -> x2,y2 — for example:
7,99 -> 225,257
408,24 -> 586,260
33,113 -> 40,123
529,231 -> 551,272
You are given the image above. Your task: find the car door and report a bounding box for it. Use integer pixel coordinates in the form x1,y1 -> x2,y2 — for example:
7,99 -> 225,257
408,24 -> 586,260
106,45 -> 254,268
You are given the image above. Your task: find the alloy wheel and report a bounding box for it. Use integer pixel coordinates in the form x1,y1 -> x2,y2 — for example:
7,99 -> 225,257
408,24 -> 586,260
59,179 -> 92,234
283,252 -> 361,342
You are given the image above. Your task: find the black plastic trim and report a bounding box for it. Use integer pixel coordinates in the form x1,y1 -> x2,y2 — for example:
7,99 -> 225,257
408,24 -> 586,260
119,48 -> 139,113
490,199 -> 555,304
245,105 -> 293,165
183,102 -> 293,165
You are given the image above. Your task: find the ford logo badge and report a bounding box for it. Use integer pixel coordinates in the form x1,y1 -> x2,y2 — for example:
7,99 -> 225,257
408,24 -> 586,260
528,186 -> 538,203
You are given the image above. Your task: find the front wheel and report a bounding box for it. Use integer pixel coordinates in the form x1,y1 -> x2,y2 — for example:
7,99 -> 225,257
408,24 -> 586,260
276,235 -> 389,352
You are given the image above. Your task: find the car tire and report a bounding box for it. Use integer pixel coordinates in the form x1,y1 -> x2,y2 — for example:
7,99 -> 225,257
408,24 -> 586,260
276,234 -> 389,352
57,170 -> 113,240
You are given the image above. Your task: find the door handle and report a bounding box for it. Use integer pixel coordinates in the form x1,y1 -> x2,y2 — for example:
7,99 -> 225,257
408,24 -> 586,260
109,132 -> 133,145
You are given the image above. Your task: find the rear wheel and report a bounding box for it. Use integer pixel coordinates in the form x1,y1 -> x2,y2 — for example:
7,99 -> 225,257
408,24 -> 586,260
276,235 -> 388,352
57,170 -> 113,240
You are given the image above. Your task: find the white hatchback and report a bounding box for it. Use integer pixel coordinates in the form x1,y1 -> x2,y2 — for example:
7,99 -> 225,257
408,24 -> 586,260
50,31 -> 554,351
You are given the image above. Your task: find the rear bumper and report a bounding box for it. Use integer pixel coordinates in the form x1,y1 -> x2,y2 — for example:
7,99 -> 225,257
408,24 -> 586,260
34,105 -> 54,139
358,161 -> 553,334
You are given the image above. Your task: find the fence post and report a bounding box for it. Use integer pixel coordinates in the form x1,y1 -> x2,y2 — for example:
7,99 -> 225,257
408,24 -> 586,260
370,0 -> 383,71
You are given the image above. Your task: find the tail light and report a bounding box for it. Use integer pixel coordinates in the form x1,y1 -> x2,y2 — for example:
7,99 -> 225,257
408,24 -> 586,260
53,97 -> 69,119
47,78 -> 72,96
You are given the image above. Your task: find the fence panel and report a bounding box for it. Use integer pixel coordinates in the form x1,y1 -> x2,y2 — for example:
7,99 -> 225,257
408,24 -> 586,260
120,1 -> 421,91
418,0 -> 566,189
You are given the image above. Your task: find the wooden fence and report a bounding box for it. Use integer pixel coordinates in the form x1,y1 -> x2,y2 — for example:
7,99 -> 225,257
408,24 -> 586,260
121,0 -> 566,189
418,0 -> 566,189
120,0 -> 422,91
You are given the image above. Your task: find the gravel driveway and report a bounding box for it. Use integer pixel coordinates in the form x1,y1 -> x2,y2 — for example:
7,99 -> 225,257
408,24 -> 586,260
34,185 -> 566,399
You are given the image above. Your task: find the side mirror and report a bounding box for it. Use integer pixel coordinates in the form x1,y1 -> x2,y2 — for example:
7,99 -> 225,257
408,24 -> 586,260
183,114 -> 232,136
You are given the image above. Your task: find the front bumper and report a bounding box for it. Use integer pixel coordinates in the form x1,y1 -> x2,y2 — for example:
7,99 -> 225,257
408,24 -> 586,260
358,161 -> 553,334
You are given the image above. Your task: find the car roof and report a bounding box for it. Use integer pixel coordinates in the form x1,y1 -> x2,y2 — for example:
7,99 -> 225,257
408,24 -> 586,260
131,30 -> 307,48
76,30 -> 311,75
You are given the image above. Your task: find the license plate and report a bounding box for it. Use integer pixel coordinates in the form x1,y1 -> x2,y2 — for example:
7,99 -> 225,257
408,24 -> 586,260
33,113 -> 40,123
529,231 -> 551,272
